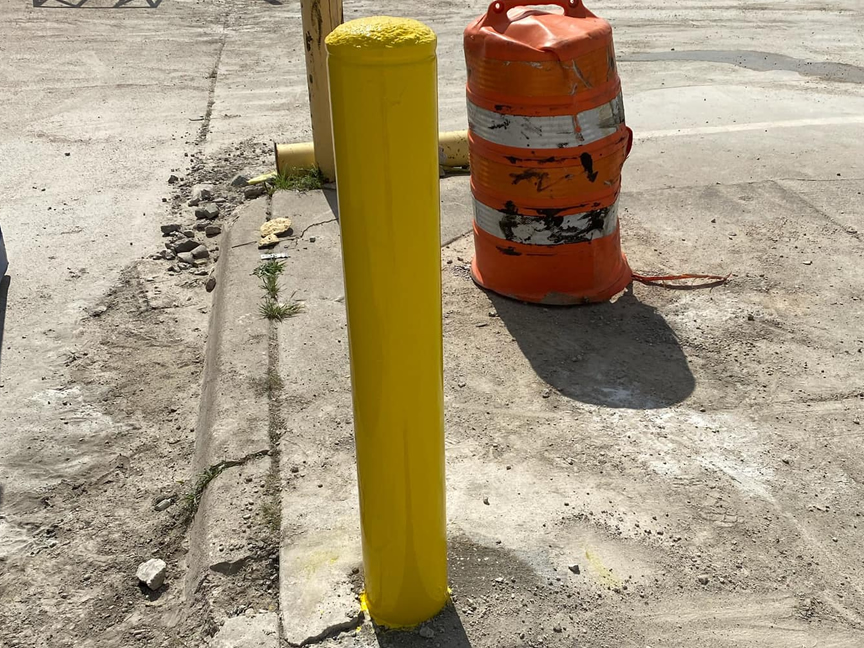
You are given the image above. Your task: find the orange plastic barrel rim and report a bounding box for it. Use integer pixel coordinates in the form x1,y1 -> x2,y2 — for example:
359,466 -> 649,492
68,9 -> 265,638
491,0 -> 580,14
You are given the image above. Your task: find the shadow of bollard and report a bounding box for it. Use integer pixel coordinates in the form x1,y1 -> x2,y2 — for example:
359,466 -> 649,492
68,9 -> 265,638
491,288 -> 695,409
374,605 -> 471,648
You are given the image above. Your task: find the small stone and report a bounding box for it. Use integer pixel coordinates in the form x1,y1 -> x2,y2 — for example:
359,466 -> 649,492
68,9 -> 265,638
483,497 -> 490,505
418,627 -> 434,639
205,225 -> 222,237
553,626 -> 562,633
488,310 -> 498,318
568,564 -> 580,575
160,249 -> 176,261
194,221 -> 208,231
697,574 -> 709,585
457,381 -> 466,388
230,174 -> 249,187
258,234 -> 280,249
803,260 -> 812,266
190,184 -> 213,204
182,230 -> 195,238
205,276 -> 217,292
781,456 -> 791,465
710,218 -> 716,223
244,607 -> 256,618
260,217 -> 293,238
177,252 -> 194,264
172,238 -> 199,254
136,559 -> 166,590
195,203 -> 220,220
191,245 -> 209,260
160,224 -> 181,235
168,174 -> 179,184
154,498 -> 172,512
244,184 -> 266,199
542,388 -> 552,399
747,313 -> 755,321
309,236 -> 316,243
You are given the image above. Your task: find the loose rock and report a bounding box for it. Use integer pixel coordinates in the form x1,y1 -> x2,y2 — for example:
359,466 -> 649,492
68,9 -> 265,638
205,276 -> 217,293
154,498 -> 172,512
136,558 -> 166,590
244,184 -> 266,199
191,244 -> 210,260
418,627 -> 435,639
258,234 -> 280,249
230,173 -> 249,187
195,203 -> 220,220
568,564 -> 580,575
177,252 -> 194,264
190,183 -> 214,205
160,223 -> 181,235
172,238 -> 199,254
260,217 -> 292,238
205,225 -> 222,237
697,574 -> 709,585
168,174 -> 179,184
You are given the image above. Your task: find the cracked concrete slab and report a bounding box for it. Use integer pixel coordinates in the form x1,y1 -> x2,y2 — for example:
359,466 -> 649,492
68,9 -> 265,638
209,611 -> 280,648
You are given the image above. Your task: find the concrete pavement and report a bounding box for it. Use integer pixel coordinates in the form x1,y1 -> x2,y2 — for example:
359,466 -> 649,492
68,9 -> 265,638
266,1 -> 864,646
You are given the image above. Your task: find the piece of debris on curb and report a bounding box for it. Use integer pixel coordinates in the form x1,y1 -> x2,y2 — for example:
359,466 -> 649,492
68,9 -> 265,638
136,558 -> 167,590
258,234 -> 280,249
568,563 -> 580,575
205,276 -> 217,292
260,217 -> 292,238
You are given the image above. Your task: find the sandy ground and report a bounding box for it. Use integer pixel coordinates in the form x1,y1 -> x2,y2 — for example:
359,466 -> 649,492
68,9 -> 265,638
0,0 -> 294,645
1,0 -> 863,647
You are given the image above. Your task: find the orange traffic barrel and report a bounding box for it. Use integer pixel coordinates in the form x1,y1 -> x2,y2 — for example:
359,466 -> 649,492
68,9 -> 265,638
464,0 -> 633,304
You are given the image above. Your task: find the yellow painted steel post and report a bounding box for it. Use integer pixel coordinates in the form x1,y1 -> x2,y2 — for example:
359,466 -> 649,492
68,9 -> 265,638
300,0 -> 343,181
326,17 -> 448,628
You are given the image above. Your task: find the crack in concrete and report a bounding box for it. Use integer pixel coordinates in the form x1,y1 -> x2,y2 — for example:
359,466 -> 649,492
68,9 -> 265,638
286,217 -> 338,246
288,611 -> 365,647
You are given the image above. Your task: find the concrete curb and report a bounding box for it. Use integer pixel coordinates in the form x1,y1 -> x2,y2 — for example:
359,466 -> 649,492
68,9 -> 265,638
186,198 -> 280,647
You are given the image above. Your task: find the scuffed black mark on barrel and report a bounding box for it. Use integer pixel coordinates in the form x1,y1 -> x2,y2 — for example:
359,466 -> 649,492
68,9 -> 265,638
497,246 -> 522,256
494,104 -> 513,112
496,205 -> 612,246
510,169 -> 552,192
489,118 -> 510,130
580,152 -> 598,182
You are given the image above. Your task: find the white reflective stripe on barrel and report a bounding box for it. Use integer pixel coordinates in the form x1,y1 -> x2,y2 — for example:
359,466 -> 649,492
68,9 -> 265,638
473,198 -> 619,246
468,93 -> 624,149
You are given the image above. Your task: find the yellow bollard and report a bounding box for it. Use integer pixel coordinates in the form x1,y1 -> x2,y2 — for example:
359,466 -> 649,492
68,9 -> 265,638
326,17 -> 448,628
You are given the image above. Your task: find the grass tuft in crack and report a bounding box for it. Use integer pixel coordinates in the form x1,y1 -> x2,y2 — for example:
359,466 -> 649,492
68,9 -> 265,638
270,166 -> 325,193
260,273 -> 280,299
182,463 -> 228,521
252,259 -> 285,279
259,299 -> 303,322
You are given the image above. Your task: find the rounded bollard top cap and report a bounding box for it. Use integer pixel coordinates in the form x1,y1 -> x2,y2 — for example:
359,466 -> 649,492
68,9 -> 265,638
326,17 -> 436,58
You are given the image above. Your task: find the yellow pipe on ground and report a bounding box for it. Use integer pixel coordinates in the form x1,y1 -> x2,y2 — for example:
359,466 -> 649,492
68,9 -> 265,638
274,130 -> 468,176
326,16 -> 448,628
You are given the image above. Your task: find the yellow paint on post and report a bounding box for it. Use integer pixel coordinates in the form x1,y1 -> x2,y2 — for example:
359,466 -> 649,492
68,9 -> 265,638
326,17 -> 448,628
